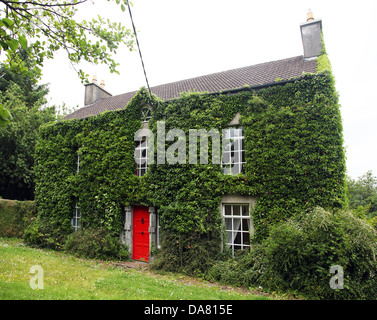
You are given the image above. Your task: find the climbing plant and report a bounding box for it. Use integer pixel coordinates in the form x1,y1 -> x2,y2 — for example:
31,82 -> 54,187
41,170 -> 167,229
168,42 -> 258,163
28,63 -> 346,269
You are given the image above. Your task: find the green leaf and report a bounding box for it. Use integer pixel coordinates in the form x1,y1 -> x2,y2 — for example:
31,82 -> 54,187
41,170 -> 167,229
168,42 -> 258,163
0,104 -> 13,127
7,39 -> 19,52
2,18 -> 14,28
18,35 -> 28,49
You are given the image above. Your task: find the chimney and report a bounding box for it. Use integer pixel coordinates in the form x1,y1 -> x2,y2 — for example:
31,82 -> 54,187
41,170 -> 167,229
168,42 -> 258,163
300,10 -> 323,59
84,76 -> 112,106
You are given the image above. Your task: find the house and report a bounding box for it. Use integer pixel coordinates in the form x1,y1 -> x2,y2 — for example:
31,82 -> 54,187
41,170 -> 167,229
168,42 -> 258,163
34,12 -> 346,265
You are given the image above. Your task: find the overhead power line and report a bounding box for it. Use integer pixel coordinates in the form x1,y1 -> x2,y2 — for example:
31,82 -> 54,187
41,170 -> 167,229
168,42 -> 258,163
126,1 -> 152,96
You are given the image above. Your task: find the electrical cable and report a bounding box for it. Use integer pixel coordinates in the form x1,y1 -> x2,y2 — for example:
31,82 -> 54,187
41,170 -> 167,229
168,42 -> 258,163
126,1 -> 152,97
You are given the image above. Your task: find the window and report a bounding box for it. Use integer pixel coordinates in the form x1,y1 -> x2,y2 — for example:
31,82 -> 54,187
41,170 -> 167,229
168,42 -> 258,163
76,152 -> 80,174
71,202 -> 81,232
223,204 -> 251,256
222,127 -> 245,175
135,137 -> 148,176
141,107 -> 152,123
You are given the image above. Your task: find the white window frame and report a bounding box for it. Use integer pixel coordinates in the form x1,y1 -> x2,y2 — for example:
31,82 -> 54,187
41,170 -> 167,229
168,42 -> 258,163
71,202 -> 81,232
222,203 -> 251,257
135,137 -> 148,176
222,127 -> 245,175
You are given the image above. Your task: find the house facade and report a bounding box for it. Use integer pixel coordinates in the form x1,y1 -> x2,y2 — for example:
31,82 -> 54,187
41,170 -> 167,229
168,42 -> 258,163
34,13 -> 346,265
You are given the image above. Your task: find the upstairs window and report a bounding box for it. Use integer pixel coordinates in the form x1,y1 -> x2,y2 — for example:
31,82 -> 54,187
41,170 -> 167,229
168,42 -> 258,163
222,127 -> 245,175
135,137 -> 148,176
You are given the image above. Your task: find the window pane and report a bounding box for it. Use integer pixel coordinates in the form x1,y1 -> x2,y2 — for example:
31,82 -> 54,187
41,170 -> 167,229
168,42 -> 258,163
231,164 -> 241,175
222,150 -> 231,164
229,128 -> 235,138
233,139 -> 241,152
242,218 -> 250,232
233,218 -> 241,230
226,231 -> 232,244
242,205 -> 249,216
233,206 -> 240,216
225,218 -> 232,230
234,231 -> 241,244
242,232 -> 250,245
224,205 -> 232,216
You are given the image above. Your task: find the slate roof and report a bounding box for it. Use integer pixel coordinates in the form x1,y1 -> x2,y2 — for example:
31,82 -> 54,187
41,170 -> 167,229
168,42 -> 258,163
65,55 -> 317,120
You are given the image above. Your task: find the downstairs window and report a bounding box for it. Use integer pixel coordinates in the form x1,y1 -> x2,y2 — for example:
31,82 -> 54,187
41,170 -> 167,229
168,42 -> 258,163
222,203 -> 251,256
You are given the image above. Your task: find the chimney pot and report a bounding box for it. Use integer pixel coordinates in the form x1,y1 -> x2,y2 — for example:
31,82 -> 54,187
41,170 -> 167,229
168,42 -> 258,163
307,9 -> 314,22
100,80 -> 105,88
92,75 -> 98,83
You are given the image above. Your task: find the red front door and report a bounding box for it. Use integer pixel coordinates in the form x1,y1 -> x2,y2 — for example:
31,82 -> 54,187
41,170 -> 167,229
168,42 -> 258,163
133,206 -> 150,261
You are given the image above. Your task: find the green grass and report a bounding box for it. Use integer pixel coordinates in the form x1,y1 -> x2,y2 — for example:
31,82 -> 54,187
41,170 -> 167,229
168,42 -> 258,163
0,238 -> 271,300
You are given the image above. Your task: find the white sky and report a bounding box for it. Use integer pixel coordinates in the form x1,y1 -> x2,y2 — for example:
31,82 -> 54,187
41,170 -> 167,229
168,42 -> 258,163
40,0 -> 377,180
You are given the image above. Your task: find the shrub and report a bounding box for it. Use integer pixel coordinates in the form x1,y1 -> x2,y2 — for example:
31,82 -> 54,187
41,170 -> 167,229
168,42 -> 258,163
0,199 -> 36,237
23,216 -> 67,250
206,207 -> 377,299
151,232 -> 221,276
252,207 -> 377,299
64,228 -> 130,261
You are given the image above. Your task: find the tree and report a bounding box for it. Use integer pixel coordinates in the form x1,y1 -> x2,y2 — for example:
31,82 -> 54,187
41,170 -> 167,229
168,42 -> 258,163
0,49 -> 49,108
0,50 -> 57,200
0,82 -> 55,200
0,0 -> 134,82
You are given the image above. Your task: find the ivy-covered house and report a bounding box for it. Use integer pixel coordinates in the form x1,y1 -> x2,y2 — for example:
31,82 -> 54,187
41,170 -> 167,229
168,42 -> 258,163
33,13 -> 346,266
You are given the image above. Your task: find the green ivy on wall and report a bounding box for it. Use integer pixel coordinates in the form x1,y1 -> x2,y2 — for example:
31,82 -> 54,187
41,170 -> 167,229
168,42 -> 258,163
30,66 -> 346,270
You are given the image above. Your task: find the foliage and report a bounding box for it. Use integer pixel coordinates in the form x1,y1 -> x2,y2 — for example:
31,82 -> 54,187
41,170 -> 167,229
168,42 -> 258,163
0,199 -> 36,237
64,228 -> 130,261
346,171 -> 377,223
0,0 -> 134,82
0,49 -> 49,108
23,215 -> 67,250
255,207 -> 377,299
151,232 -> 222,276
33,70 -> 346,272
0,103 -> 12,127
207,207 -> 377,300
0,80 -> 55,200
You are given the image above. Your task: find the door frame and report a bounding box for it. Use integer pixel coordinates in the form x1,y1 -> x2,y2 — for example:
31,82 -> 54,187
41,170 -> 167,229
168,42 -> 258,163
122,205 -> 158,261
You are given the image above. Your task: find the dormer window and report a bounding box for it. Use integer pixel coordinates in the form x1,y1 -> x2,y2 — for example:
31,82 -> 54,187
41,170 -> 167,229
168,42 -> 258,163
222,127 -> 245,175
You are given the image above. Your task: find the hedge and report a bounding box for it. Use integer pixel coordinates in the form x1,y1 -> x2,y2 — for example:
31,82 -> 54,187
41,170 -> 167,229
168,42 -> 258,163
0,199 -> 36,237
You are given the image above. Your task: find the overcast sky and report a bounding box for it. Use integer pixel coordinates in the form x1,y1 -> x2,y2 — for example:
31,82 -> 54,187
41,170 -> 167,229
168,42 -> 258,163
40,0 -> 377,180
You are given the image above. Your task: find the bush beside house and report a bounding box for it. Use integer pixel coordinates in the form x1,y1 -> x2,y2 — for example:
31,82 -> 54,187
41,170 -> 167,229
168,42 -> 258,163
0,199 -> 36,237
206,207 -> 377,299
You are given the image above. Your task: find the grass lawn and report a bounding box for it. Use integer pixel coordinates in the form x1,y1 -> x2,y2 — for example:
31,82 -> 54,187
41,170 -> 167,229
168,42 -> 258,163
0,237 -> 272,300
